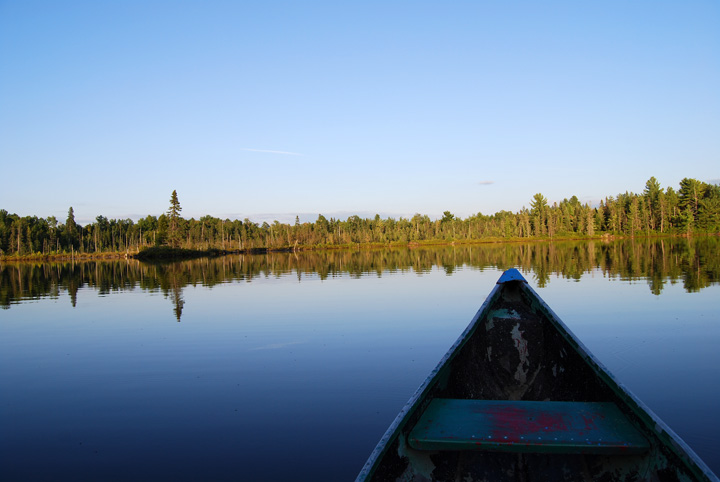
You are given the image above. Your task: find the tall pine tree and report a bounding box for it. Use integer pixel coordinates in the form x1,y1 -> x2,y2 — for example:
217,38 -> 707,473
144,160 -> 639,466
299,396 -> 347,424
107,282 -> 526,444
167,190 -> 182,248
65,207 -> 78,250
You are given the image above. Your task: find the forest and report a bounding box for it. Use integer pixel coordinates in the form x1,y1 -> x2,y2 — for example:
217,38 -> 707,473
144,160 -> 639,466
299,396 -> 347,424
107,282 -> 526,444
1,177 -> 719,258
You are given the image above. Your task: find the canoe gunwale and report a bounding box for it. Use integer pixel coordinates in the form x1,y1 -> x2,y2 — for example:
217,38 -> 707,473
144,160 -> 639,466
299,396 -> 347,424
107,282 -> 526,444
355,268 -> 719,482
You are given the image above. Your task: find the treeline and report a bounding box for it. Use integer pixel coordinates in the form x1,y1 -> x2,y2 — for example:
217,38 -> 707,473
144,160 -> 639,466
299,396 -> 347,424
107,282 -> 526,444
1,177 -> 719,258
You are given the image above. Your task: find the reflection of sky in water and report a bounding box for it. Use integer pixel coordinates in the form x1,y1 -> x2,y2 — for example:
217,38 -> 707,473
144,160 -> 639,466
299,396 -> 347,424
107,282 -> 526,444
1,266 -> 718,480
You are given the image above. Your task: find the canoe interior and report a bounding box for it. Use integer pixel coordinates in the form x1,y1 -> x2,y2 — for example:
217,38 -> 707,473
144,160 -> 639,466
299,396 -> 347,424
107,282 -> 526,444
358,271 -> 718,482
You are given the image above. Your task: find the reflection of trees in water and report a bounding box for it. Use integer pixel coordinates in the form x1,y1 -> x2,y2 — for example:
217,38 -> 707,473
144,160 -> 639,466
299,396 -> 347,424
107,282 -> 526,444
171,285 -> 184,321
159,264 -> 187,322
1,237 -> 719,313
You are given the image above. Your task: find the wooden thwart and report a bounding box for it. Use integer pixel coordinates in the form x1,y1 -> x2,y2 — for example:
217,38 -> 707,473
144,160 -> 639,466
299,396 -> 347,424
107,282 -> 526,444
409,399 -> 650,455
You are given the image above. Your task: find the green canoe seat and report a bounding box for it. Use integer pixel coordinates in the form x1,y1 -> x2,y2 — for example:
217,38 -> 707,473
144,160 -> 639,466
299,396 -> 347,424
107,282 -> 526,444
408,399 -> 650,455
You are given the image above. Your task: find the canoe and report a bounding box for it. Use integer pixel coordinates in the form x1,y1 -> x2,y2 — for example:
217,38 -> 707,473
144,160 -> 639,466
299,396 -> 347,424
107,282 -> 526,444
356,268 -> 718,481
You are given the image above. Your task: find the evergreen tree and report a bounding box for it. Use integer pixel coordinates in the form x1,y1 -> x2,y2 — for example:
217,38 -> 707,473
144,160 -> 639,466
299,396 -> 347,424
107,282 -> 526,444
530,193 -> 548,236
167,190 -> 183,248
441,211 -> 455,223
65,207 -> 78,249
697,184 -> 720,231
643,177 -> 662,231
66,207 -> 76,233
678,178 -> 706,218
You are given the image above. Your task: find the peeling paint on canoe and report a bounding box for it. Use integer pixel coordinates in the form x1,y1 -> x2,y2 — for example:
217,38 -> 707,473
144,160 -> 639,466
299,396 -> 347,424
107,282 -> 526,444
511,323 -> 529,384
397,435 -> 435,481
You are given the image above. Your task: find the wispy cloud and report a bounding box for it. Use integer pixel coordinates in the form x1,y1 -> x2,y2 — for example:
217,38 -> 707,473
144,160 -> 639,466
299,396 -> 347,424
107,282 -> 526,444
477,181 -> 495,185
240,148 -> 303,156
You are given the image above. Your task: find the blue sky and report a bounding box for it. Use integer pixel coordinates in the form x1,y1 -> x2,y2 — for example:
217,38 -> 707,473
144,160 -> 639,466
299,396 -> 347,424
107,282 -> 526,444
1,1 -> 718,225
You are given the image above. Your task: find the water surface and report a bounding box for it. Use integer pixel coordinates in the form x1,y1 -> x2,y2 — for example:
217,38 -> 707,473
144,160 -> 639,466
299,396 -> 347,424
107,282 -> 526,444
1,238 -> 719,480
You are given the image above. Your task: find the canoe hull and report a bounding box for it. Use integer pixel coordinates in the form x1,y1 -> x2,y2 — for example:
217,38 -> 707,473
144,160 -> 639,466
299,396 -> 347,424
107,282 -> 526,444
356,269 -> 717,481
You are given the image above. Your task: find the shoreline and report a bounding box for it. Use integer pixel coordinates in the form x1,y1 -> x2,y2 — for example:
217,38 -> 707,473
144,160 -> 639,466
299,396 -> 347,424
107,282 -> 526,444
1,232 -> 714,263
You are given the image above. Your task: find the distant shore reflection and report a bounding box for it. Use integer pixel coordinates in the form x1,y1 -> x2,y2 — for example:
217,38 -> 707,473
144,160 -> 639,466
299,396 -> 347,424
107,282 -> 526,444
2,236 -> 719,319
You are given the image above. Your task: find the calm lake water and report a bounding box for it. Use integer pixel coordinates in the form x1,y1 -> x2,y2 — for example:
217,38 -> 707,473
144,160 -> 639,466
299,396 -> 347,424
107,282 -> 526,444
1,238 -> 719,480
